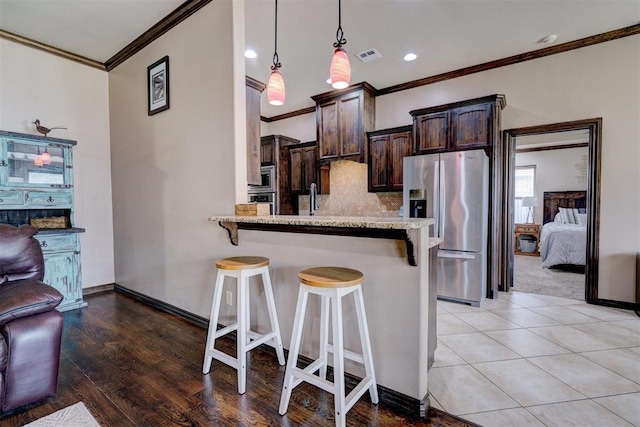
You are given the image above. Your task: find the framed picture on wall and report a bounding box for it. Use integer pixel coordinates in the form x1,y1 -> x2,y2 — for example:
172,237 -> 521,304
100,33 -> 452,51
147,56 -> 170,115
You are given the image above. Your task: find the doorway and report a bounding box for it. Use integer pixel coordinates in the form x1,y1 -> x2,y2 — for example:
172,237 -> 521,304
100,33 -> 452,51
501,118 -> 601,304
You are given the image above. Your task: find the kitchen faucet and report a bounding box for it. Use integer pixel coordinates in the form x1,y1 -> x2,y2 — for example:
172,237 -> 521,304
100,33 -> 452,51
309,183 -> 319,216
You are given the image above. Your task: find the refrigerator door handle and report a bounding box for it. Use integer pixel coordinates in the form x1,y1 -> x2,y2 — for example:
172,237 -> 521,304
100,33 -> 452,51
437,251 -> 477,260
438,159 -> 445,238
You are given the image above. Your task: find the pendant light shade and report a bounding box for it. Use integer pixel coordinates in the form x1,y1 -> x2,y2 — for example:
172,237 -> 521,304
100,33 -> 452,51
267,69 -> 285,106
34,155 -> 43,166
330,47 -> 350,89
267,0 -> 285,106
330,0 -> 350,89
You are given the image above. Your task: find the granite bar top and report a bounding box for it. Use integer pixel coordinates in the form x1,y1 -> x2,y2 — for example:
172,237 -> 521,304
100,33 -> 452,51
208,215 -> 435,230
36,227 -> 86,235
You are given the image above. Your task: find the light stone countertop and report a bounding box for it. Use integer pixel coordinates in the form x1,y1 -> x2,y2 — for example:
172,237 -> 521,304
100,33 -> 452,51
208,215 -> 435,230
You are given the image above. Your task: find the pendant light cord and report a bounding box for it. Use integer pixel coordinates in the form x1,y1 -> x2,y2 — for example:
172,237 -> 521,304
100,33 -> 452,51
334,0 -> 347,48
271,0 -> 281,70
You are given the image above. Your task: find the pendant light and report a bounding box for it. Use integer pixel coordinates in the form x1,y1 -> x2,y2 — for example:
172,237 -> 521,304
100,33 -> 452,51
34,147 -> 43,166
330,0 -> 351,89
266,0 -> 285,106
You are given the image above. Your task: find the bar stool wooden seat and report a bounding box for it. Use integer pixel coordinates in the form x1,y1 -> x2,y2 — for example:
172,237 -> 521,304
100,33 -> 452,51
279,267 -> 379,427
202,256 -> 285,394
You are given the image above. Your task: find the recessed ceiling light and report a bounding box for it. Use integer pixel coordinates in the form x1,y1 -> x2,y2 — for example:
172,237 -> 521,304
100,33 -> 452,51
539,35 -> 558,45
403,53 -> 417,62
244,50 -> 257,59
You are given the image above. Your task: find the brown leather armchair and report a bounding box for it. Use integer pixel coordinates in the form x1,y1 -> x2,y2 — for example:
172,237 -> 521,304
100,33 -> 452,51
0,224 -> 64,412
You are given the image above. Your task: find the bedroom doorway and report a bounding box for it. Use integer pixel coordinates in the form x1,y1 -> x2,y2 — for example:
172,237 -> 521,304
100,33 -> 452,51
501,118 -> 602,304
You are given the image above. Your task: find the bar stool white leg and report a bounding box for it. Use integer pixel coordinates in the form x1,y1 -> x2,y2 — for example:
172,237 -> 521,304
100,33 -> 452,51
331,289 -> 346,427
318,294 -> 330,380
203,270 -> 225,374
354,286 -> 379,404
237,269 -> 248,394
279,287 -> 309,415
261,266 -> 286,365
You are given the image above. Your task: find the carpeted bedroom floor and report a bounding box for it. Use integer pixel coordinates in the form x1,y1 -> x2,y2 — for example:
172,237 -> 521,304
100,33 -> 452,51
512,254 -> 585,300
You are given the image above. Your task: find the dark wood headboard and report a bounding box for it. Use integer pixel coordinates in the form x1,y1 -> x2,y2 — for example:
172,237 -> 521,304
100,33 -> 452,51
543,191 -> 587,224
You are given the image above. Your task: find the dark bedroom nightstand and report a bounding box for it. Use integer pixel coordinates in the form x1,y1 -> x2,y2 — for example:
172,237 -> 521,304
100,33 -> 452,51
514,223 -> 540,257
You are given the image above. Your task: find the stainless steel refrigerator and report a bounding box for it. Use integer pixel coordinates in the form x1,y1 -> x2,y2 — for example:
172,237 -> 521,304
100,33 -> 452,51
403,150 -> 489,306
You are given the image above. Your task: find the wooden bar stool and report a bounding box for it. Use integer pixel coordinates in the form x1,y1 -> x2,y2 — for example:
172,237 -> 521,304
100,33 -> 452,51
279,267 -> 379,427
202,256 -> 285,394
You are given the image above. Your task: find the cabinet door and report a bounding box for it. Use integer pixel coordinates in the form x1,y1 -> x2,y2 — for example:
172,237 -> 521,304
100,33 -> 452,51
338,94 -> 362,159
388,131 -> 412,191
3,139 -> 71,188
414,112 -> 448,154
260,137 -> 275,166
318,101 -> 339,160
43,251 -> 82,311
302,146 -> 317,192
289,147 -> 303,193
368,135 -> 389,191
450,103 -> 491,150
246,81 -> 262,185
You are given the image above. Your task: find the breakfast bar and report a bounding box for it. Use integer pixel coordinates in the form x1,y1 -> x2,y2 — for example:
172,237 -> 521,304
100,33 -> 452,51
209,215 -> 440,417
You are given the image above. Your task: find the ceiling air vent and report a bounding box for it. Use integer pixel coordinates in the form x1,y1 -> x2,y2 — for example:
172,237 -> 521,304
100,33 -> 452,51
356,48 -> 382,63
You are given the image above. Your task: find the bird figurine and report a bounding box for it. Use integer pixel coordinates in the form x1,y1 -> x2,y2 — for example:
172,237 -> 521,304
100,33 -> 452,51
32,119 -> 67,137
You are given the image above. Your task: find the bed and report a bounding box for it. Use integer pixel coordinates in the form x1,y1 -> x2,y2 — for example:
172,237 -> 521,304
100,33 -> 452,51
539,191 -> 587,268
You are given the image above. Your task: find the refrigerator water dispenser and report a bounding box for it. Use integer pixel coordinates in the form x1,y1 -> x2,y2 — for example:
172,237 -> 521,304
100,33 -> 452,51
409,189 -> 427,218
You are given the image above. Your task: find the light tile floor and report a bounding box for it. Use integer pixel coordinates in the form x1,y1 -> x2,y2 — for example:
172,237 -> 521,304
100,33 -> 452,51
428,291 -> 640,427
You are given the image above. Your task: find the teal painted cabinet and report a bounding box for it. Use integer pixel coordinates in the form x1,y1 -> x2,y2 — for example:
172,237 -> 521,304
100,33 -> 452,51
0,130 -> 85,312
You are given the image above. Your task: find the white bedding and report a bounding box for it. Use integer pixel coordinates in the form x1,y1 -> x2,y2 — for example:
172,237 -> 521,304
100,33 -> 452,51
539,222 -> 586,268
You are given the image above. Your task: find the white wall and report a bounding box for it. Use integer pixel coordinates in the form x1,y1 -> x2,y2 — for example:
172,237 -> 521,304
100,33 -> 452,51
268,36 -> 640,303
0,38 -> 115,288
516,147 -> 589,224
109,0 -> 241,315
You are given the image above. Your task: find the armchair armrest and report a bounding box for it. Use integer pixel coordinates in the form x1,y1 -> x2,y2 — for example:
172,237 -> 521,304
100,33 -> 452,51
0,280 -> 63,325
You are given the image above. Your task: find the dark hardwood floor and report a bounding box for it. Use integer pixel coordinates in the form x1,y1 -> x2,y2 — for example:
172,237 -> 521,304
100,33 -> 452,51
1,291 -> 476,426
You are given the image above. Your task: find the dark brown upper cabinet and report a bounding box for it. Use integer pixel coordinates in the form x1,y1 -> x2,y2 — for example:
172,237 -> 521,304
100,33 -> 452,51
311,82 -> 376,163
246,76 -> 265,185
367,125 -> 412,192
289,142 -> 318,195
410,94 -> 506,154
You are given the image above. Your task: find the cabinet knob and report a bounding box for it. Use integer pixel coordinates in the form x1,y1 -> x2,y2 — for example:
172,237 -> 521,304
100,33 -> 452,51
0,160 -> 7,167
0,199 -> 3,202
41,241 -> 48,248
47,196 -> 54,202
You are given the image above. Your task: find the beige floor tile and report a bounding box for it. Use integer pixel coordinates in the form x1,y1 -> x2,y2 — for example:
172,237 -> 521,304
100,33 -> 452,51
427,365 -> 519,415
490,308 -> 561,328
612,318 -> 640,332
593,392 -> 640,426
428,394 -> 444,411
570,321 -> 640,347
474,359 -> 586,406
528,325 -> 614,352
440,333 -> 520,364
630,347 -> 640,355
522,293 -> 584,306
529,305 -> 600,324
453,311 -> 521,332
480,298 -> 522,311
581,349 -> 640,383
485,329 -> 570,357
529,353 -> 640,398
566,304 -> 637,321
432,340 -> 467,367
502,292 -> 550,308
437,314 -> 478,335
462,408 -> 546,427
437,304 -> 450,314
526,399 -> 634,427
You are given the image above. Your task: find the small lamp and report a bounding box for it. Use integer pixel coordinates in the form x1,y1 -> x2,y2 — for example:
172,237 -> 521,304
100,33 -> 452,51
522,196 -> 538,224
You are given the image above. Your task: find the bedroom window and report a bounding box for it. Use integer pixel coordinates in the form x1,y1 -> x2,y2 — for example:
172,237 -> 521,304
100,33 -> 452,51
515,165 -> 536,223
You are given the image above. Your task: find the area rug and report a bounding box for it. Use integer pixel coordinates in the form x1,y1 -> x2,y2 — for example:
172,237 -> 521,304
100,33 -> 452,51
512,255 -> 585,300
24,402 -> 100,427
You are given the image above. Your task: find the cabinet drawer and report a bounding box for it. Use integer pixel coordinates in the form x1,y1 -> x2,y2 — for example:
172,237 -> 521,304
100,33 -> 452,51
35,234 -> 78,253
26,191 -> 72,208
516,225 -> 538,233
0,191 -> 24,206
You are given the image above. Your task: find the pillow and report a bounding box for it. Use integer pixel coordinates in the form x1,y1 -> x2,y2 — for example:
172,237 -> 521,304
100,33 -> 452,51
576,213 -> 587,226
578,208 -> 587,214
554,212 -> 564,223
558,207 -> 579,224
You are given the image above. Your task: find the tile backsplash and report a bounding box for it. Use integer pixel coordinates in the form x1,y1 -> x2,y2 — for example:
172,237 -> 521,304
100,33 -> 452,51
298,160 -> 402,217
